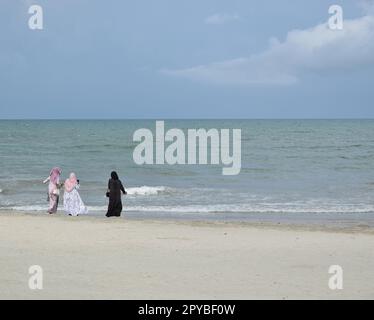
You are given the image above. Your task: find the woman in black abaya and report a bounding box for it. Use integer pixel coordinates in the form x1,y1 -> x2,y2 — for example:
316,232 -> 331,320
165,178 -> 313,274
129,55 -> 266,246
106,171 -> 127,217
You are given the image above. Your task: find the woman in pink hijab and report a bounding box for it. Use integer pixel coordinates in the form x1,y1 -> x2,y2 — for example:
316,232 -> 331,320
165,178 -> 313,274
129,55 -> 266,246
63,173 -> 88,216
43,167 -> 62,214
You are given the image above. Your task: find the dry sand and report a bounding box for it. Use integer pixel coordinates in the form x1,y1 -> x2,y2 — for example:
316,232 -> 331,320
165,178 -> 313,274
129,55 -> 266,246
0,212 -> 373,299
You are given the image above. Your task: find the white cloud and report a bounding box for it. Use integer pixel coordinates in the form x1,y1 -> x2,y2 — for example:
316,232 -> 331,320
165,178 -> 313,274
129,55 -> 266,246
359,0 -> 374,14
204,13 -> 240,25
163,13 -> 374,86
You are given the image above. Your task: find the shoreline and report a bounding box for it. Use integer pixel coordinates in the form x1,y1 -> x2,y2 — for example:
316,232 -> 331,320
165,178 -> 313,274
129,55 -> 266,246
1,210 -> 374,234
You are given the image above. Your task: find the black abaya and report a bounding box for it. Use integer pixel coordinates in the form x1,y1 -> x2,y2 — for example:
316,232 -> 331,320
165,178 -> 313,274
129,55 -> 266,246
106,179 -> 126,217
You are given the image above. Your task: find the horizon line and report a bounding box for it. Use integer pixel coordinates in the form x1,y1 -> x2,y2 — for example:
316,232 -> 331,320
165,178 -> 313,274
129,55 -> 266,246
1,118 -> 374,121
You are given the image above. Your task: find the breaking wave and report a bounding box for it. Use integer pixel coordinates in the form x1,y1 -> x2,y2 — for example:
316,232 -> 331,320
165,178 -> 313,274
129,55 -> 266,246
3,203 -> 374,214
126,186 -> 168,196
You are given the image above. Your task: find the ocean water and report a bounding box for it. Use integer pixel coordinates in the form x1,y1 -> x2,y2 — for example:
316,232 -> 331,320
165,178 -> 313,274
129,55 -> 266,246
1,120 -> 374,225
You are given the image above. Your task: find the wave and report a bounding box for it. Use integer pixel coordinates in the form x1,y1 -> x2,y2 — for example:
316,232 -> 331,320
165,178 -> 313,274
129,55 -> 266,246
126,186 -> 168,196
3,204 -> 374,214
121,204 -> 374,214
1,205 -> 47,212
0,184 -> 170,197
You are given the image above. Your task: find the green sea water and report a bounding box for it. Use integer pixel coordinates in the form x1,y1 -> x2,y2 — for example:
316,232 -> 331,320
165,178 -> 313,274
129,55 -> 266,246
0,119 -> 374,225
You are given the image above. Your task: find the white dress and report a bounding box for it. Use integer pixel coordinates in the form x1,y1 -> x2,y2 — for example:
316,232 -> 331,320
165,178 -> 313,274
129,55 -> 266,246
63,184 -> 88,216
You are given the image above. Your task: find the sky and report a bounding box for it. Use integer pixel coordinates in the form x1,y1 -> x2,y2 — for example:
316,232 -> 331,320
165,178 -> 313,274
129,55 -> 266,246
0,0 -> 373,119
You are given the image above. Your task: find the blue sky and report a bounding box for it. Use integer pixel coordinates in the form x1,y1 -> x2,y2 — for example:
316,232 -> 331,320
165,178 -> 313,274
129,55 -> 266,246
0,0 -> 373,119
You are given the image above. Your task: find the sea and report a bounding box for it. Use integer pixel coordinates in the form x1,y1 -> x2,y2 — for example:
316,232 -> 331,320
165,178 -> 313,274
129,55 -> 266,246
1,119 -> 374,226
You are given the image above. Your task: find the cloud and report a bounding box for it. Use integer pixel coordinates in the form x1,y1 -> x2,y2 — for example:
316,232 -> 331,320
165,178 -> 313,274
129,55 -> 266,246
163,12 -> 374,86
359,0 -> 374,14
204,13 -> 240,25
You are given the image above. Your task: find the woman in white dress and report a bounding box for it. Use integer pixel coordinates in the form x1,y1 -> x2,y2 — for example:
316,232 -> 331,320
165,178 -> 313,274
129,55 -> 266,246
63,173 -> 88,216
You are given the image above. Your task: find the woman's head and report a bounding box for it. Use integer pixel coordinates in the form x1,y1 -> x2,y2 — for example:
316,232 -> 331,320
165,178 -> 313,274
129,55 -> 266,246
50,167 -> 62,184
111,171 -> 119,180
65,172 -> 78,192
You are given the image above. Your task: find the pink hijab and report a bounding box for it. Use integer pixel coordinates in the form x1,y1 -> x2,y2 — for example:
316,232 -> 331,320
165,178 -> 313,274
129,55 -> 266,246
50,167 -> 62,185
64,173 -> 78,192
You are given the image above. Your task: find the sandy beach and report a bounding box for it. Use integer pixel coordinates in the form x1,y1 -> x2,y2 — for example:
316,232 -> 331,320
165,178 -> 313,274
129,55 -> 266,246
0,212 -> 373,300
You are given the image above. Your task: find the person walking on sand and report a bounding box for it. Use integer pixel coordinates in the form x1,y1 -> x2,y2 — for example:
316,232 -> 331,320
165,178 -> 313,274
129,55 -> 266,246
106,171 -> 127,217
43,167 -> 62,214
63,173 -> 88,216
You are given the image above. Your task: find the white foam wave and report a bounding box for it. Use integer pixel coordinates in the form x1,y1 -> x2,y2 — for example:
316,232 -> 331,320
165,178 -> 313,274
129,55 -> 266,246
2,205 -> 47,212
124,204 -> 374,214
126,186 -> 167,196
3,204 -> 374,214
0,189 -> 3,194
